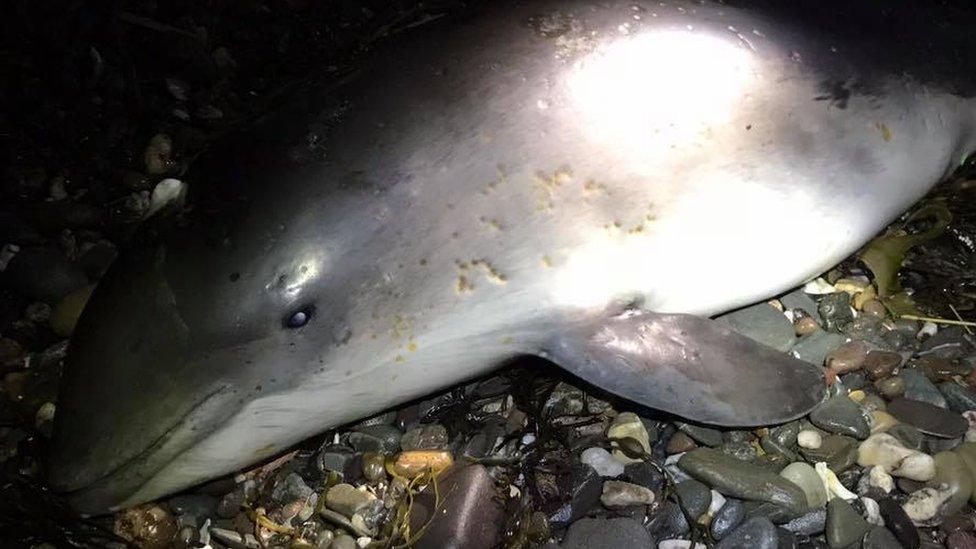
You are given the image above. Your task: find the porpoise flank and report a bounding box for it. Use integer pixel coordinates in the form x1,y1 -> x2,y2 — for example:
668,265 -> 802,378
51,0 -> 976,513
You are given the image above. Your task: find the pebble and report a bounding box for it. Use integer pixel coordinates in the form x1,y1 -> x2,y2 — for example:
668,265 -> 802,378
210,528 -> 260,549
676,422 -> 723,447
411,464 -> 502,549
400,424 -> 448,450
623,461 -> 664,492
711,499 -> 746,539
877,376 -> 908,399
927,451 -> 974,514
783,508 -> 827,536
317,445 -> 359,480
544,383 -> 586,417
797,430 -> 822,449
656,541 -> 706,549
888,398 -> 969,438
868,466 -> 895,493
781,288 -> 823,322
607,412 -> 650,463
678,448 -> 808,515
779,462 -> 828,508
715,301 -> 795,352
580,447 -> 624,477
558,517 -> 651,549
144,133 -> 174,175
861,496 -> 883,525
815,462 -> 858,501
864,350 -> 903,380
819,292 -> 855,332
348,425 -> 402,454
825,340 -> 871,374
673,479 -> 710,520
862,526 -> 902,549
861,299 -> 888,319
810,395 -> 870,439
795,316 -> 820,336
331,534 -> 357,549
955,443 -> 976,504
113,503 -> 179,549
362,453 -> 386,482
791,331 -> 847,366
715,516 -> 777,549
869,410 -> 899,434
325,484 -> 376,518
388,450 -> 453,479
889,424 -> 926,450
825,498 -> 870,548
948,532 -> 976,549
877,497 -> 921,549
903,485 -> 954,526
666,431 -> 697,454
942,382 -> 976,414
600,480 -> 655,507
2,246 -> 88,303
901,369 -> 949,408
800,434 -> 859,473
858,433 -> 936,480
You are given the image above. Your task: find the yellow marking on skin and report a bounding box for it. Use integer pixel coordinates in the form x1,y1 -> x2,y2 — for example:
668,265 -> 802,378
541,255 -> 553,267
875,122 -> 892,142
478,216 -> 503,231
456,261 -> 470,271
407,341 -> 418,352
395,354 -> 405,363
254,444 -> 277,457
456,276 -> 474,294
419,258 -> 427,266
471,259 -> 508,284
501,336 -> 515,344
582,179 -> 609,197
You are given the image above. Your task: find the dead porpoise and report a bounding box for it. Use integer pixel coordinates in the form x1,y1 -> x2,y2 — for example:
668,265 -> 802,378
50,0 -> 976,513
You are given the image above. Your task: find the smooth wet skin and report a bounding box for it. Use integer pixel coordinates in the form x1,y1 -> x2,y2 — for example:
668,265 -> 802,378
51,0 -> 976,513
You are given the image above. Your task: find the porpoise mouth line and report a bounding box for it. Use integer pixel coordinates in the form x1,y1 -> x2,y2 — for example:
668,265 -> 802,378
63,384 -> 233,500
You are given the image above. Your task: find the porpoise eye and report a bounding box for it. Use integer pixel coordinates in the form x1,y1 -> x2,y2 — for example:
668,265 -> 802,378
283,305 -> 315,329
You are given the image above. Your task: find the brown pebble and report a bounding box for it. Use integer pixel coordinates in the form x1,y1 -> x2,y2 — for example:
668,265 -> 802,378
942,512 -> 976,535
794,316 -> 820,336
825,340 -> 871,374
362,452 -> 386,482
864,350 -> 902,381
387,450 -> 453,479
50,284 -> 95,337
948,531 -> 976,549
915,356 -> 972,382
113,504 -> 178,549
0,337 -> 24,368
861,299 -> 887,319
875,376 -> 907,400
666,431 -> 697,454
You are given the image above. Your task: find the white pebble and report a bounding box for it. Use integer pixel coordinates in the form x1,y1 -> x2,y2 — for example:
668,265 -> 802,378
815,462 -> 857,501
861,497 -> 883,526
804,278 -> 836,294
917,321 -> 938,339
706,490 -> 726,519
868,466 -> 894,494
580,447 -> 625,477
148,178 -> 186,216
664,453 -> 692,483
903,486 -> 953,526
797,430 -> 823,450
658,541 -> 707,549
858,433 -> 936,481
